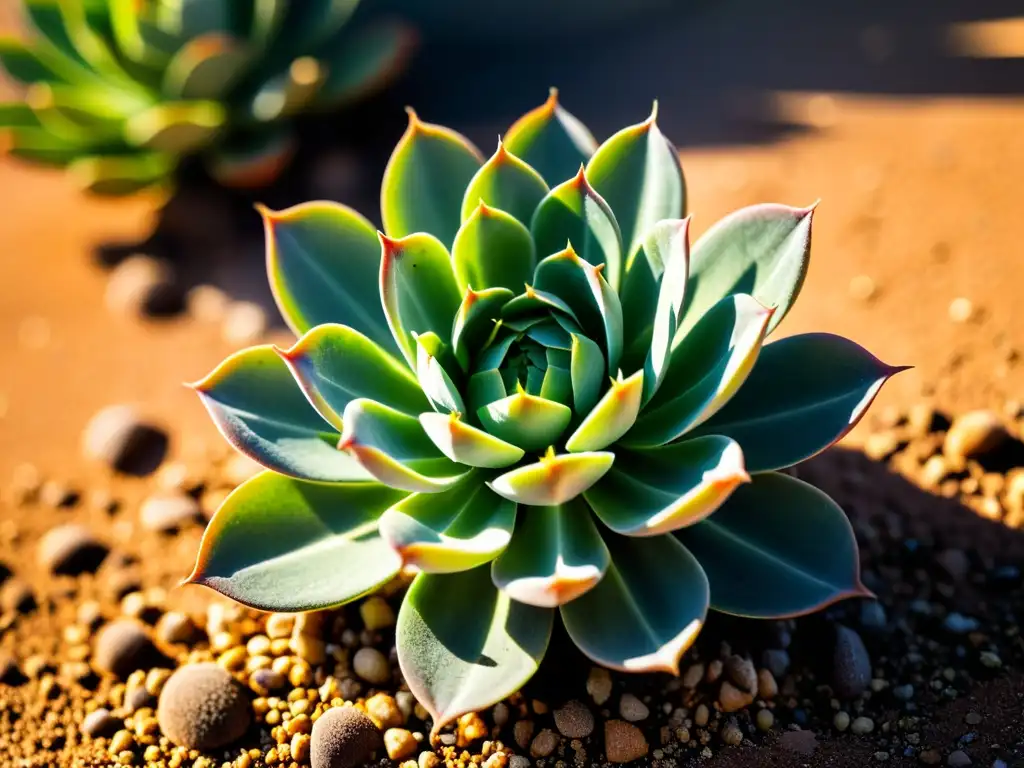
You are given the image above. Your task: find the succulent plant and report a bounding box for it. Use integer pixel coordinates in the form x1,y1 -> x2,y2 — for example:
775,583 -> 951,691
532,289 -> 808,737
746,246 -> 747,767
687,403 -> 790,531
0,0 -> 414,195
186,90 -> 903,733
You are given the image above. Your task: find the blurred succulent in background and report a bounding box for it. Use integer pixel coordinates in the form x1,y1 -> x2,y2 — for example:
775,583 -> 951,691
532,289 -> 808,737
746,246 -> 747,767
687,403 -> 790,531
0,0 -> 415,196
185,90 -> 904,732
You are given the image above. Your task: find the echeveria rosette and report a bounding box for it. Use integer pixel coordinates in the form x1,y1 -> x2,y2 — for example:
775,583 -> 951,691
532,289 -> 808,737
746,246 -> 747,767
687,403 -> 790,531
185,90 -> 905,734
0,0 -> 415,195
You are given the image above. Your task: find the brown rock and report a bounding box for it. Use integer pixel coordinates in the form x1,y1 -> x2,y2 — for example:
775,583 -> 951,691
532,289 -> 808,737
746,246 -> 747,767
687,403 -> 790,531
604,720 -> 648,763
944,410 -> 1006,461
157,663 -> 250,750
718,681 -> 755,712
310,706 -> 382,768
37,524 -> 107,575
93,620 -> 162,678
553,699 -> 594,739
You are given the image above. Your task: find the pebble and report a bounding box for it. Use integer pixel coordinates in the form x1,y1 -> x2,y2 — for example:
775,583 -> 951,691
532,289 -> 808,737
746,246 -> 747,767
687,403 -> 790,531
82,405 -> 167,475
157,663 -> 251,750
307,708 -> 385,768
725,655 -> 758,693
360,597 -> 396,631
947,750 -> 972,767
139,492 -> 201,533
893,684 -> 914,701
186,284 -> 230,323
92,620 -> 161,678
104,254 -> 181,317
222,301 -> 268,345
718,681 -> 755,712
352,647 -> 390,684
833,711 -> 851,731
81,708 -> 119,738
0,579 -> 36,613
832,625 -> 871,698
849,274 -> 877,302
920,749 -> 942,765
456,712 -> 487,746
979,651 -> 1002,668
39,480 -> 78,508
384,729 -> 417,761
365,693 -> 403,729
757,668 -> 779,699
944,410 -> 1006,461
509,757 -> 530,768
851,716 -> 875,735
156,611 -> 198,645
948,297 -> 974,323
682,662 -> 705,688
721,722 -> 743,746
604,720 -> 648,763
943,613 -> 980,634
756,709 -> 774,731
694,704 -> 709,726
37,524 -> 108,575
762,649 -> 790,678
618,693 -> 649,722
553,699 -> 594,738
529,729 -> 559,758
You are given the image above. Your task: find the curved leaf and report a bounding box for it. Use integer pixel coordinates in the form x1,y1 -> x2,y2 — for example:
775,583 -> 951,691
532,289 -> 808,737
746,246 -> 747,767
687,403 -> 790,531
277,323 -> 426,431
641,218 -> 690,400
452,287 -> 514,371
452,203 -> 535,293
340,399 -> 467,492
678,203 -> 814,340
466,369 -> 507,414
503,88 -> 597,186
676,472 -> 870,617
190,346 -> 372,483
397,568 -> 553,737
261,202 -> 395,352
476,389 -> 571,452
381,109 -> 483,245
415,334 -> 465,415
565,370 -> 643,452
163,33 -> 250,100
124,101 -> 225,153
487,449 -> 614,507
187,471 -> 405,611
491,497 -> 610,607
584,436 -> 748,536
461,140 -> 549,225
627,294 -> 772,447
586,103 -> 686,260
378,476 -> 515,572
561,532 -> 708,674
419,413 -> 524,468
690,333 -> 906,472
380,232 -> 462,367
569,332 -> 605,416
68,153 -> 176,195
207,129 -> 294,188
312,20 -> 416,107
531,167 -> 624,291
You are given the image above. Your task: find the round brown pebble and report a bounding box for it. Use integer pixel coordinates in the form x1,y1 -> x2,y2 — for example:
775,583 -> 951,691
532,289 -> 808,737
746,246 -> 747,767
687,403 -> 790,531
721,722 -> 744,746
157,663 -> 250,750
93,620 -> 162,679
605,720 -> 648,763
718,681 -> 754,712
82,708 -> 119,738
352,647 -> 390,684
37,524 -> 108,575
82,405 -> 167,476
553,699 -> 594,739
156,611 -> 198,645
944,410 -> 1006,461
140,492 -> 201,533
311,706 -> 382,768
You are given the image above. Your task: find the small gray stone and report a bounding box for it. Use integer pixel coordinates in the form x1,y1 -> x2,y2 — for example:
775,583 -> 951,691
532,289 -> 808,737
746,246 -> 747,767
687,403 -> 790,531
310,706 -> 382,768
352,647 -> 390,685
618,693 -> 649,722
725,655 -> 757,693
139,492 -> 201,533
893,684 -> 914,701
850,716 -> 874,735
553,700 -> 594,739
832,625 -> 871,699
37,524 -> 107,575
82,405 -> 167,476
82,708 -> 119,738
946,750 -> 972,767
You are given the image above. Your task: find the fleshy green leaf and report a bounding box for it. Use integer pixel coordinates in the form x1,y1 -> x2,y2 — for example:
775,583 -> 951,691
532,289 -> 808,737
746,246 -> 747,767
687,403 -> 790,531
476,389 -> 571,452
397,567 -> 553,737
261,202 -> 396,353
487,449 -> 614,506
207,129 -> 294,188
642,219 -> 690,401
569,332 -> 605,416
626,294 -> 772,447
415,335 -> 465,415
0,102 -> 42,128
466,369 -> 507,414
461,140 -> 549,225
381,109 -> 483,245
124,101 -> 225,153
312,20 -> 416,107
380,232 -> 462,368
451,203 -> 535,293
0,36 -> 71,84
452,287 -> 514,372
419,413 -> 524,468
340,399 -> 468,493
584,437 -> 748,536
187,471 -> 405,612
503,88 -> 597,186
163,33 -> 250,100
587,103 -> 685,262
677,203 -> 815,340
565,370 -> 643,452
491,497 -> 610,607
531,167 -> 624,291
190,346 -> 372,483
67,153 -> 175,196
277,323 -> 426,431
676,472 -> 869,617
378,475 -> 515,572
690,333 -> 906,472
561,532 -> 708,674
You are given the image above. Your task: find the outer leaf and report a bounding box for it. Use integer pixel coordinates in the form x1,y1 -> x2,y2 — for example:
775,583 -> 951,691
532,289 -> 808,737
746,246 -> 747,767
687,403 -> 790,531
381,109 -> 483,245
380,232 -> 462,368
491,497 -> 610,607
569,333 -> 605,416
0,36 -> 71,84
565,370 -> 643,452
419,413 -> 524,468
461,140 -> 549,225
487,449 -> 614,506
207,129 -> 295,188
504,88 -> 598,186
531,167 -> 624,291
451,287 -> 514,371
190,346 -> 372,483
415,335 -> 465,415
584,437 -> 748,536
340,399 -> 467,493
124,101 -> 226,153
476,389 -> 572,452
0,102 -> 41,128
561,532 -> 708,674
163,33 -> 250,100
397,568 -> 553,737
261,202 -> 396,352
378,476 -> 515,572
187,471 -> 405,611
677,203 -> 814,340
641,218 -> 689,400
68,153 -> 175,195
586,103 -> 686,260
466,369 -> 507,414
676,473 -> 870,617
626,294 -> 772,447
277,323 -> 426,431
451,203 -> 535,293
312,20 -> 416,107
690,333 -> 906,472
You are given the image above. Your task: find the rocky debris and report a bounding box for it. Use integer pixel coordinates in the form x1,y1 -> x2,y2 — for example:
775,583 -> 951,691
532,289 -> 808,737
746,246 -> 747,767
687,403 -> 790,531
618,692 -> 649,722
81,708 -> 119,739
82,404 -> 167,475
37,523 -> 108,575
604,720 -> 648,763
139,491 -> 201,533
832,624 -> 871,698
104,254 -> 182,317
310,706 -> 382,768
554,699 -> 595,739
157,663 -> 250,750
352,646 -> 390,684
185,284 -> 230,323
92,619 -> 163,678
944,410 -> 1007,462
